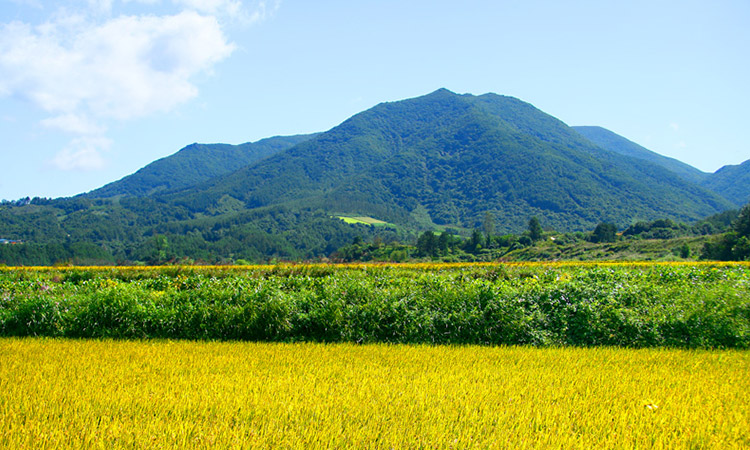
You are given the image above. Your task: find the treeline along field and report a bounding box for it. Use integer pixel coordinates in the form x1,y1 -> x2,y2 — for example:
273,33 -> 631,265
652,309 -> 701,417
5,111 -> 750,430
0,263 -> 748,348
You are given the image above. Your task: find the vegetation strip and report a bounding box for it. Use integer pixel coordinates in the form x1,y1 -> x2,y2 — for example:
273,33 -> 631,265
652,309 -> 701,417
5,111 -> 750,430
2,260 -> 749,271
1,263 -> 748,347
1,339 -> 748,449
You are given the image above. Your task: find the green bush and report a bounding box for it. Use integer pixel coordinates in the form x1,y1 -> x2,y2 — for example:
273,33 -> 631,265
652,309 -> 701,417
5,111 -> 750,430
0,264 -> 748,348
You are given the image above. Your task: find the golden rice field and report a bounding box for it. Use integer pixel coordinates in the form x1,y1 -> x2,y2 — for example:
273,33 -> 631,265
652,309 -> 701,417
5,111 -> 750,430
1,338 -> 748,449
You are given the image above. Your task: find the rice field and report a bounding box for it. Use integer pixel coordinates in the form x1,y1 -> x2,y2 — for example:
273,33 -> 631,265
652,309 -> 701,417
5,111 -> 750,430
1,338 -> 748,449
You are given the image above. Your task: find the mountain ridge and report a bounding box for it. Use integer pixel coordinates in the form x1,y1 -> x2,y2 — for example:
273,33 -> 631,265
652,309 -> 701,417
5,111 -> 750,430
701,159 -> 750,206
159,88 -> 732,232
84,134 -> 318,198
571,125 -> 749,206
572,125 -> 708,184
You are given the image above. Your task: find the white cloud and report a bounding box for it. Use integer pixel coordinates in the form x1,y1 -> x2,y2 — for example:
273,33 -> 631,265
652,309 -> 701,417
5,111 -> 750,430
41,113 -> 105,134
0,11 -> 235,120
49,136 -> 111,171
0,0 -> 271,171
88,0 -> 115,15
669,122 -> 680,131
174,0 -> 280,23
247,0 -> 281,24
175,0 -> 243,16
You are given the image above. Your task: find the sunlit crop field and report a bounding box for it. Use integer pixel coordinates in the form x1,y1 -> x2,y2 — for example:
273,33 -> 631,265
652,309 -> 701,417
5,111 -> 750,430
1,338 -> 748,449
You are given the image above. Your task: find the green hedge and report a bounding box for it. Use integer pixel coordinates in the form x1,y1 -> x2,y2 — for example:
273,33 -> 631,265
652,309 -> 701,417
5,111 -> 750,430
1,264 -> 748,348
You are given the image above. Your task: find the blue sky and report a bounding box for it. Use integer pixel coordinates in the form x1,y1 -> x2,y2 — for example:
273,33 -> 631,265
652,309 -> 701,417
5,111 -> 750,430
1,0 -> 748,200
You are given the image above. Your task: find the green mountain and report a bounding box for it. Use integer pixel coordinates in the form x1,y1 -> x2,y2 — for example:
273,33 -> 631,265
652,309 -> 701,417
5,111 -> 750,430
0,89 -> 737,264
169,89 -> 731,232
85,134 -> 316,198
571,126 -> 749,207
572,126 -> 708,184
701,159 -> 750,206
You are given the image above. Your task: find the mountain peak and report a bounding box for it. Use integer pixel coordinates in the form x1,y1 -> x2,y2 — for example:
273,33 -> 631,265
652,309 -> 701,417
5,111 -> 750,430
168,88 -> 731,233
428,87 -> 456,96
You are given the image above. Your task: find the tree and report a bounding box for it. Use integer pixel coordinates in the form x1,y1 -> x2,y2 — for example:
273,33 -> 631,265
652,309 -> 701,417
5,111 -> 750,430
702,203 -> 750,261
464,229 -> 483,254
482,212 -> 495,247
416,231 -> 437,257
528,216 -> 543,242
591,223 -> 617,243
437,232 -> 450,255
732,203 -> 750,238
732,236 -> 750,260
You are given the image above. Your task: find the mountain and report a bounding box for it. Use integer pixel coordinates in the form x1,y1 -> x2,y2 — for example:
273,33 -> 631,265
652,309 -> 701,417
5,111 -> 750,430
572,126 -> 749,207
0,88 -> 737,264
572,126 -> 708,185
701,159 -> 750,206
169,89 -> 731,232
85,134 -> 317,198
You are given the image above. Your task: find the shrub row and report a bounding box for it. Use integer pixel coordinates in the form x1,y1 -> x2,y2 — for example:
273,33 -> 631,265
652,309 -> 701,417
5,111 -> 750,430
1,264 -> 748,348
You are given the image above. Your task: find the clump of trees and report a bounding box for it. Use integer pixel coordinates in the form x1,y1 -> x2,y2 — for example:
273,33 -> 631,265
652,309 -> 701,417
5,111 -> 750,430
331,237 -> 411,262
590,223 -> 618,243
701,203 -> 750,261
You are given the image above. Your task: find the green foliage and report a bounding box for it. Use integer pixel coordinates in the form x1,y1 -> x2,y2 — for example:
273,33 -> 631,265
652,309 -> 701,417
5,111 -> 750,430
1,264 -> 748,348
700,159 -> 750,207
0,242 -> 114,266
482,211 -> 495,246
700,203 -> 750,261
416,231 -> 437,257
590,223 -> 618,243
692,208 -> 739,235
623,219 -> 689,239
463,229 -> 484,254
332,238 -> 412,262
733,203 -> 750,237
528,217 -> 543,242
411,231 -> 465,259
0,202 -> 408,265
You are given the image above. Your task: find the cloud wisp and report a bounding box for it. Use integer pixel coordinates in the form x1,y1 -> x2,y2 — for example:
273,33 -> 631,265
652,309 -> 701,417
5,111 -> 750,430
49,136 -> 112,171
0,1 -> 271,171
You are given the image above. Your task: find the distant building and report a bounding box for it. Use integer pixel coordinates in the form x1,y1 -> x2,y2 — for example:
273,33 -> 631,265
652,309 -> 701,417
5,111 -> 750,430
0,238 -> 22,245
